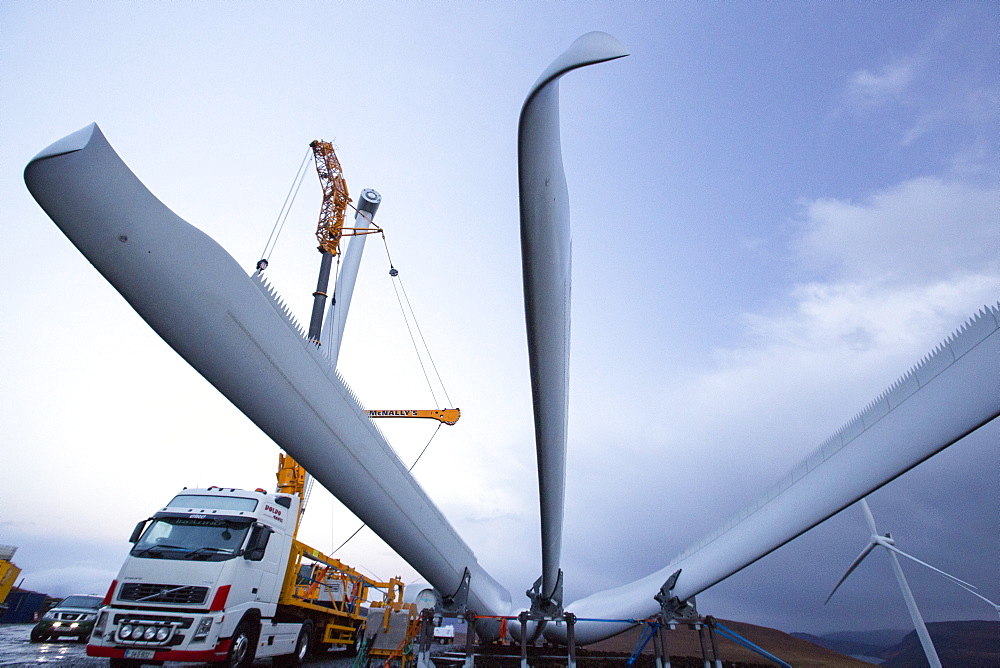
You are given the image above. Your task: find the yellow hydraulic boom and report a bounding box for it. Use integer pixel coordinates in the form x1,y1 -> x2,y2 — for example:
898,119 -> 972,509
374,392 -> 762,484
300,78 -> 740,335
310,140 -> 382,256
367,408 -> 461,425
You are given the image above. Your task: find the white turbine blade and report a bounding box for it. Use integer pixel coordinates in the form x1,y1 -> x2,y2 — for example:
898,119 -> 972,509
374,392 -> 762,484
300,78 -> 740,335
859,498 -> 880,535
552,302 -> 999,645
825,541 -> 878,605
877,540 -> 979,590
24,125 -> 514,638
875,538 -> 1000,614
518,31 -> 627,605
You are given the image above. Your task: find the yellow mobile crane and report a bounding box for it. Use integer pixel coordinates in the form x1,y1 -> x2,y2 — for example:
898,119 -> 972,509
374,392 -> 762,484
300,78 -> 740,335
306,141 -> 460,428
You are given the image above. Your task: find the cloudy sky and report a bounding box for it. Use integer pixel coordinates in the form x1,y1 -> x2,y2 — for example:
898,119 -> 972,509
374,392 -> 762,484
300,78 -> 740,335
2,1 -> 997,637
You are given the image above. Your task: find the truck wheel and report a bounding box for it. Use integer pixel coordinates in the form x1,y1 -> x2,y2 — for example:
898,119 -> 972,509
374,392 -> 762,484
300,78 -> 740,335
29,630 -> 49,642
274,620 -> 312,667
344,625 -> 363,657
225,618 -> 258,668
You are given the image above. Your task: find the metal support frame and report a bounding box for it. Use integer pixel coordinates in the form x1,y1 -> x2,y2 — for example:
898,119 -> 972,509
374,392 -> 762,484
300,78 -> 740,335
518,611 -> 530,668
652,570 -> 710,667
464,610 -> 477,668
653,619 -> 671,668
697,624 -> 710,668
564,612 -> 577,668
439,568 -> 472,617
527,568 -> 564,619
654,570 -> 699,624
415,608 -> 436,668
705,617 -> 722,668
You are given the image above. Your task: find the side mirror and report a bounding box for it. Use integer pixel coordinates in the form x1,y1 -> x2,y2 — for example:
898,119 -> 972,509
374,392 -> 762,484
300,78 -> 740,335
243,524 -> 273,561
128,520 -> 148,544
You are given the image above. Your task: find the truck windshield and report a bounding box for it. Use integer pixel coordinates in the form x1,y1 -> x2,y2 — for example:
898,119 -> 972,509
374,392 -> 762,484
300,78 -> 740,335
131,517 -> 253,561
167,494 -> 258,512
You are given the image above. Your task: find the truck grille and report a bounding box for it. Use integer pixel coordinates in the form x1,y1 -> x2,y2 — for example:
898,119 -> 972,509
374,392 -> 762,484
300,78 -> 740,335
53,611 -> 90,621
119,583 -> 208,605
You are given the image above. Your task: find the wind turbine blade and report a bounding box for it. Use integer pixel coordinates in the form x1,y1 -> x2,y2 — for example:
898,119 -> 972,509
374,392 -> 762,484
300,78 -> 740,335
824,541 -> 878,604
879,541 -> 979,590
518,32 -> 628,606
859,498 -> 880,535
551,302 -> 999,645
24,125 -> 514,637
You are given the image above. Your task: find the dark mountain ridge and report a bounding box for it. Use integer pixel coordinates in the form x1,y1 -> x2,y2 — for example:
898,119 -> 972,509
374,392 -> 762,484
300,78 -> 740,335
794,620 -> 999,666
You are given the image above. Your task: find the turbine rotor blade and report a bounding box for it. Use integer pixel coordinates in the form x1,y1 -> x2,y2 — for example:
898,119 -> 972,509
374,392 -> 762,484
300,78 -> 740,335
878,540 -> 979,590
859,498 -> 880,535
825,541 -> 878,604
517,31 -> 628,605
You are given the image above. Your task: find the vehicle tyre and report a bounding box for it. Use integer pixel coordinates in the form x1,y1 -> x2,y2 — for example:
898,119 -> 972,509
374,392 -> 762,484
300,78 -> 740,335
224,617 -> 258,668
344,624 -> 364,658
29,629 -> 48,643
274,620 -> 313,667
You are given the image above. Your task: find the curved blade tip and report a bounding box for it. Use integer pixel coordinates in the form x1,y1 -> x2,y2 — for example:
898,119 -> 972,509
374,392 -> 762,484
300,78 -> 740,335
571,31 -> 630,62
29,123 -> 99,164
526,32 -> 629,103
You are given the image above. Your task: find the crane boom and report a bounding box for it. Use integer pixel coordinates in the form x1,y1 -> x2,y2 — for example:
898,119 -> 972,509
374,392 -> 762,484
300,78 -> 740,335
310,141 -> 383,256
368,408 -> 461,425
310,140 -> 351,256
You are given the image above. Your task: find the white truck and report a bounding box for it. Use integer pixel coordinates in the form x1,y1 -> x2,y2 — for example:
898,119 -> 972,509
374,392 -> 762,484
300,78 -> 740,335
87,472 -> 411,667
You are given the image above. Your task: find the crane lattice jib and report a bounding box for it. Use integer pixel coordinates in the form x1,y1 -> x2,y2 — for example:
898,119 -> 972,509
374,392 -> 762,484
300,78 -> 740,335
310,140 -> 351,256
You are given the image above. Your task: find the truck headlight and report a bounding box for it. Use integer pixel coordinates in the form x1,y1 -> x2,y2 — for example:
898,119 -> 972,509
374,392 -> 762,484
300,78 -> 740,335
192,617 -> 213,642
156,627 -> 169,641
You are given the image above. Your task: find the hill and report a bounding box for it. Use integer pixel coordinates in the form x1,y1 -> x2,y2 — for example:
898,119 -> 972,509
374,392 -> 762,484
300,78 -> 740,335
880,620 -> 1000,667
791,629 -> 907,661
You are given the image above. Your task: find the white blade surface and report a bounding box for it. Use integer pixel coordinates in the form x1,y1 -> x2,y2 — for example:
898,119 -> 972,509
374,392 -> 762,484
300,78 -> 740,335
824,541 -> 878,605
518,31 -> 628,605
877,540 -> 979,591
24,124 -> 514,634
550,304 -> 999,644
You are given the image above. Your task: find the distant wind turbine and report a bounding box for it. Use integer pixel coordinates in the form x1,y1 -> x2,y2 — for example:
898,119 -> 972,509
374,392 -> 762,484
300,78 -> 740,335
826,499 -> 943,668
833,499 -> 1000,622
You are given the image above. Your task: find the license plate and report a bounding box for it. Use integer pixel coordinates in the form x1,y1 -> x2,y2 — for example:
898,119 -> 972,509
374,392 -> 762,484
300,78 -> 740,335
124,649 -> 156,659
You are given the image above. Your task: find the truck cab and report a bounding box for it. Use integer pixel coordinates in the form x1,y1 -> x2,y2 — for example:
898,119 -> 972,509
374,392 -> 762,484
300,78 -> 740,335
87,486 -> 299,665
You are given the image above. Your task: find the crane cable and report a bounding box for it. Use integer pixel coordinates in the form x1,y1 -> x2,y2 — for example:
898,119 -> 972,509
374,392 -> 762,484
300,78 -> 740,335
331,235 -> 456,555
257,146 -> 313,271
331,422 -> 443,555
380,233 -> 454,408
